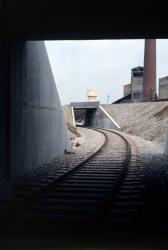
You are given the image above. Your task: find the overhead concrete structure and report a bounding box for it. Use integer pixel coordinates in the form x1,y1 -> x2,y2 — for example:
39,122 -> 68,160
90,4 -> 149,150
143,39 -> 156,102
71,102 -> 100,109
0,1 -> 166,39
70,102 -> 120,130
71,102 -> 100,127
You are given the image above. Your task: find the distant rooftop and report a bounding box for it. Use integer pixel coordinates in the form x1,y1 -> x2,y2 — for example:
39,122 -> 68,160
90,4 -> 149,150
159,76 -> 168,81
131,66 -> 143,71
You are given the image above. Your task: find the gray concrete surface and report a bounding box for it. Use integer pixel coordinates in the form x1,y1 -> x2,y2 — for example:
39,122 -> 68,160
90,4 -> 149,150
0,40 -> 12,181
69,102 -> 120,129
9,41 -> 71,179
71,101 -> 100,109
91,106 -> 120,129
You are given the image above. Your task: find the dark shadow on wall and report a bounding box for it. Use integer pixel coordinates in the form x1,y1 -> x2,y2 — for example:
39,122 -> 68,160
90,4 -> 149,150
0,41 -> 71,181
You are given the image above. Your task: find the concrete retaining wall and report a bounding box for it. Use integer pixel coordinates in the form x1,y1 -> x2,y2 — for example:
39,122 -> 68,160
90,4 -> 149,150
91,106 -> 120,130
9,41 -> 71,178
0,40 -> 10,180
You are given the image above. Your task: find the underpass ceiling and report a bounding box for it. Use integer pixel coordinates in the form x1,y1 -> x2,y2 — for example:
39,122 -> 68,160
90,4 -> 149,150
0,1 -> 167,39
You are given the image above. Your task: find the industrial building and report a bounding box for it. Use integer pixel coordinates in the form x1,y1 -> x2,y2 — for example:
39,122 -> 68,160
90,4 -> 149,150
159,76 -> 168,99
119,72 -> 168,104
123,83 -> 131,97
131,66 -> 143,101
115,66 -> 144,104
114,39 -> 157,104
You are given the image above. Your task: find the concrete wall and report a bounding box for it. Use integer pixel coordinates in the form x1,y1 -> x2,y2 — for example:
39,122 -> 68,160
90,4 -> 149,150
71,103 -> 120,129
91,106 -> 120,130
0,41 -> 5,180
9,41 -> 71,178
0,40 -> 11,181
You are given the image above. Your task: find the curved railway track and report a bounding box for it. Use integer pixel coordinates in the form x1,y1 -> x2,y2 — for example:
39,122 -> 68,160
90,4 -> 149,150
0,128 -> 145,239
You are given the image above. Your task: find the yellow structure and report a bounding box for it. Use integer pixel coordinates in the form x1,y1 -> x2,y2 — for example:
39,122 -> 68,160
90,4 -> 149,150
87,90 -> 98,102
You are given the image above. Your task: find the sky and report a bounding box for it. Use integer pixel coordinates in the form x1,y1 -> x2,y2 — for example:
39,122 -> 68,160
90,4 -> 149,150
45,40 -> 168,105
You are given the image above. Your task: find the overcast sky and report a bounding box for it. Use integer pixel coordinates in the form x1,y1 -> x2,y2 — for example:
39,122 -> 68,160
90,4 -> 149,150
45,40 -> 168,105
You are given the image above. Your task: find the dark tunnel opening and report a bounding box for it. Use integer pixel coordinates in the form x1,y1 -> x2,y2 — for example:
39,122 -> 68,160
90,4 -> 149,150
74,108 -> 97,127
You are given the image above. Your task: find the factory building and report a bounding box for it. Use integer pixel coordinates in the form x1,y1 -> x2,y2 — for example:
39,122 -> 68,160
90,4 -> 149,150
123,83 -> 131,97
159,76 -> 168,99
131,66 -> 144,101
114,39 -> 157,104
116,66 -> 144,104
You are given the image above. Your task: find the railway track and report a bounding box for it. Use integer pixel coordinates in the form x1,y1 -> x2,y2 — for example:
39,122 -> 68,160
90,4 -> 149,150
0,128 -> 145,239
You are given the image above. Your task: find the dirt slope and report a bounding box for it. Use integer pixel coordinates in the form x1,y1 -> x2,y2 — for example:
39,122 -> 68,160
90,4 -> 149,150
103,102 -> 168,143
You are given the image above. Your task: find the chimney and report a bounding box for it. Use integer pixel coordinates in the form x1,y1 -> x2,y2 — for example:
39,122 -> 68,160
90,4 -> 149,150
143,39 -> 156,102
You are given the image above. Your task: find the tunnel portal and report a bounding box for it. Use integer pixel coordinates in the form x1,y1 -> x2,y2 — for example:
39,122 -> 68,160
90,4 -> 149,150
70,101 -> 120,130
74,108 -> 97,127
71,102 -> 99,128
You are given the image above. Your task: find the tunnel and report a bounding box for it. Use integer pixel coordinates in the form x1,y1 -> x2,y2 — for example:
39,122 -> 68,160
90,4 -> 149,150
0,1 -> 168,248
74,108 -> 97,127
0,0 -> 167,180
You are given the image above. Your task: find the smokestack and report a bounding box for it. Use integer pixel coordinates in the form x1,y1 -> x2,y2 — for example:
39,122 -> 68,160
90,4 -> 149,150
143,39 -> 156,102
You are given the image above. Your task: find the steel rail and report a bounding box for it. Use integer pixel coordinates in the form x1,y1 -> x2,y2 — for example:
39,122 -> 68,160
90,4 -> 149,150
1,128 -> 135,238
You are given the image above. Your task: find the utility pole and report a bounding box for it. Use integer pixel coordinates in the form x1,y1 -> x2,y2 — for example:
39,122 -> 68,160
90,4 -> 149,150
107,93 -> 110,104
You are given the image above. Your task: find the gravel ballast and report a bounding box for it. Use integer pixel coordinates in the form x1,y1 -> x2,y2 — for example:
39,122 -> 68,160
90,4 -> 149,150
119,130 -> 168,231
103,102 -> 168,144
0,128 -> 105,201
0,127 -> 168,224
